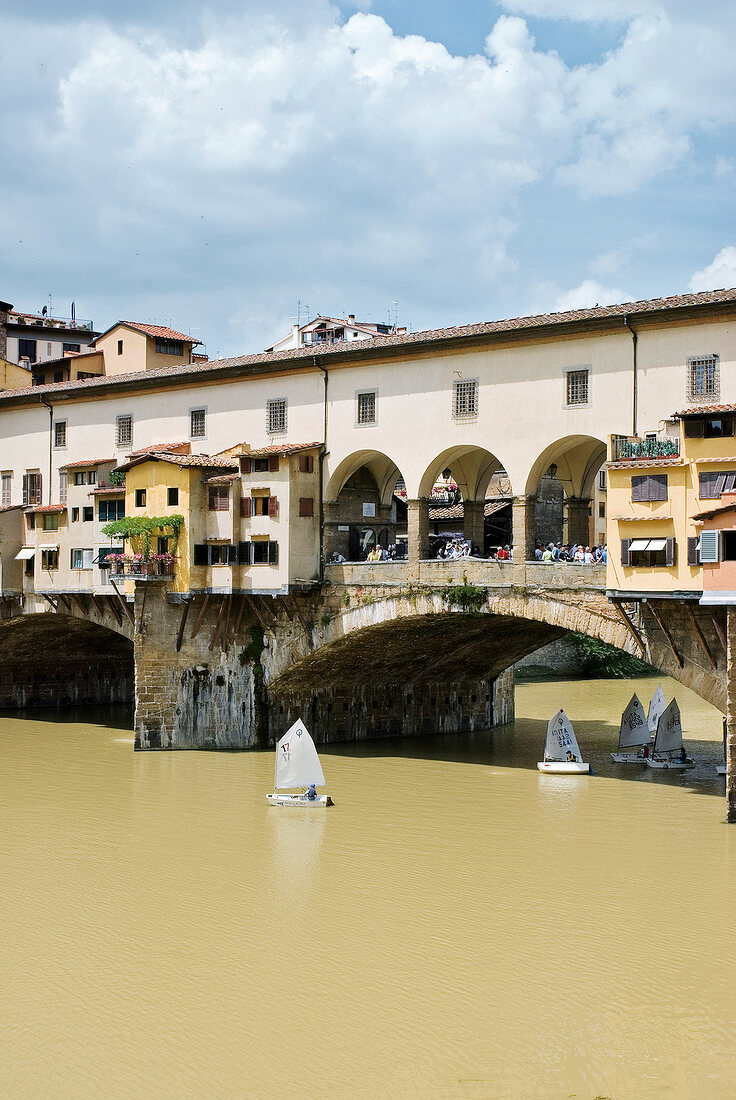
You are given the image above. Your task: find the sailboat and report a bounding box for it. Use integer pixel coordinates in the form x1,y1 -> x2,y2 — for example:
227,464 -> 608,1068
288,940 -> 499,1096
611,694 -> 651,764
646,699 -> 694,769
266,718 -> 334,806
537,709 -> 590,774
647,684 -> 666,736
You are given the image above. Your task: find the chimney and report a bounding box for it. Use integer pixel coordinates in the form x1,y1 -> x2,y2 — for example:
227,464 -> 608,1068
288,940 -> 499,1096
348,314 -> 355,325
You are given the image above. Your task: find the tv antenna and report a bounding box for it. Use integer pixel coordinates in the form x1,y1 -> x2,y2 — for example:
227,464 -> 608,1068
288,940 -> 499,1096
293,299 -> 310,329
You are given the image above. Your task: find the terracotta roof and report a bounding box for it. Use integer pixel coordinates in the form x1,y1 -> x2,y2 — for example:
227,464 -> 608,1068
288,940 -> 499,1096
59,457 -> 115,470
0,504 -> 23,512
693,457 -> 736,464
1,287 -> 733,406
90,486 -> 125,495
692,503 -> 736,521
117,451 -> 238,472
246,442 -> 322,457
130,441 -> 191,457
100,321 -> 200,345
24,504 -> 66,514
607,458 -> 683,468
614,515 -> 674,522
204,472 -> 239,486
675,404 -> 736,416
428,499 -> 512,521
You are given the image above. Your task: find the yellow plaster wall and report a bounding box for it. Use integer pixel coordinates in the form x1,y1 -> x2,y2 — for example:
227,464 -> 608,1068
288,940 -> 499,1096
124,460 -> 190,593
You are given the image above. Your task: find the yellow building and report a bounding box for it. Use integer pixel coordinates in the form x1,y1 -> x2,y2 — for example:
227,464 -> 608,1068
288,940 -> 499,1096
95,322 -> 201,376
606,404 -> 736,599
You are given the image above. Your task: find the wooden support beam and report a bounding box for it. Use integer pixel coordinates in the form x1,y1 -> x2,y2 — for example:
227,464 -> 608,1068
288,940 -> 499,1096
191,594 -> 210,639
68,592 -> 89,618
684,602 -> 717,669
284,594 -> 312,637
41,593 -> 59,613
611,598 -> 647,656
209,596 -> 228,651
105,593 -> 123,627
175,600 -> 191,653
137,582 -> 149,635
222,594 -> 232,653
233,595 -> 246,637
109,579 -> 135,625
709,609 -> 727,655
56,592 -> 72,612
90,593 -> 106,619
259,596 -> 278,628
247,597 -> 269,633
645,601 -> 683,668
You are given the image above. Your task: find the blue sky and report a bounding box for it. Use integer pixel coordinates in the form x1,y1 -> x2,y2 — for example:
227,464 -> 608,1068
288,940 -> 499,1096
1,0 -> 734,357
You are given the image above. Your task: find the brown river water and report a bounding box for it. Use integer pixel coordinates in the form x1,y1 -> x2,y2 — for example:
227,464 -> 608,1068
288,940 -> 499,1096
1,675 -> 735,1100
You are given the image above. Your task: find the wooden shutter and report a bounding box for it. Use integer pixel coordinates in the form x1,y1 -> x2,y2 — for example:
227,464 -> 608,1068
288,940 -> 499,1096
665,537 -> 676,567
684,418 -> 705,437
238,541 -> 251,565
621,538 -> 631,566
687,537 -> 699,566
240,456 -> 251,474
650,475 -> 668,501
268,541 -> 279,564
240,496 -> 251,517
22,474 -> 30,506
299,497 -> 314,517
268,496 -> 279,517
700,530 -> 720,563
228,544 -> 238,563
193,544 -> 208,566
268,455 -> 279,472
631,476 -> 645,502
699,471 -> 717,499
298,454 -> 314,473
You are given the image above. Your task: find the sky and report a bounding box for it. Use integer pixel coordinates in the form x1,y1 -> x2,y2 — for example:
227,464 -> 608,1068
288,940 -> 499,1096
2,0 -> 735,358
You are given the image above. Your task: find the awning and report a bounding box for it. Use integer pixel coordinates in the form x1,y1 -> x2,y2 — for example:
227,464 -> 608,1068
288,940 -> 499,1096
15,547 -> 35,560
647,538 -> 667,551
38,543 -> 59,550
629,537 -> 667,551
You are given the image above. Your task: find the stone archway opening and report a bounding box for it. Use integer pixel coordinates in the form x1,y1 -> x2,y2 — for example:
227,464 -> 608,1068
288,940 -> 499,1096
324,450 -> 407,562
416,446 -> 512,560
519,435 -> 607,560
0,614 -> 134,708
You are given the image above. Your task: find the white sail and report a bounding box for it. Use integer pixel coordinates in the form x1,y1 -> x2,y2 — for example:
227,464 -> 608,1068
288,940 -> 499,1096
647,684 -> 666,734
544,710 -> 582,762
274,719 -> 326,790
653,699 -> 683,755
618,694 -> 649,749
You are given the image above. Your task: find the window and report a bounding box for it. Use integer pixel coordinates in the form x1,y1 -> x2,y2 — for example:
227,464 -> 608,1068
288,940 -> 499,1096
252,495 -> 270,516
99,499 -> 125,522
190,408 -> 206,439
267,398 -> 287,434
116,415 -> 133,447
687,416 -> 734,438
298,454 -> 314,474
687,355 -> 719,401
135,489 -> 146,508
63,343 -> 80,354
598,470 -> 606,491
42,513 -> 59,531
631,474 -> 668,502
87,470 -> 96,484
54,421 -> 67,448
566,368 -> 589,406
47,343 -> 52,355
27,514 -> 35,530
59,471 -> 67,504
54,371 -> 63,384
22,472 -> 42,506
1,473 -> 11,506
71,507 -> 79,522
208,486 -> 229,511
155,338 -> 183,356
97,546 -> 123,572
167,487 -> 179,506
117,339 -> 123,355
357,390 -> 377,425
299,497 -> 314,517
699,471 -> 736,499
41,549 -> 58,571
19,339 -> 37,363
71,549 -> 94,570
598,502 -> 605,519
83,506 -> 94,522
193,543 -> 237,565
621,537 -> 674,567
74,472 -> 85,485
251,539 -> 278,564
34,374 -> 46,385
453,378 -> 478,419
699,530 -> 720,563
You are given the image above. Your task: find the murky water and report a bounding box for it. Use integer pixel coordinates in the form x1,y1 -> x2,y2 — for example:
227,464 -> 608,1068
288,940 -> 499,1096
1,676 -> 734,1099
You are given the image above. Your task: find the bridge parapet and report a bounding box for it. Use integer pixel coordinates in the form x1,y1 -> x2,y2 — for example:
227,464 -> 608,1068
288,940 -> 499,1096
325,560 -> 606,591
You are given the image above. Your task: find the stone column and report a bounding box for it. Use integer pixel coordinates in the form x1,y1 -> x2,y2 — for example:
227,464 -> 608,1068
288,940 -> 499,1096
407,498 -> 430,565
564,496 -> 592,546
727,606 -> 736,823
512,495 -> 536,562
463,499 -> 485,554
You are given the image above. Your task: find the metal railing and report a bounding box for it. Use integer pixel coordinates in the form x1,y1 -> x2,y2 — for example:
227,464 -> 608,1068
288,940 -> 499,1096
611,435 -> 679,461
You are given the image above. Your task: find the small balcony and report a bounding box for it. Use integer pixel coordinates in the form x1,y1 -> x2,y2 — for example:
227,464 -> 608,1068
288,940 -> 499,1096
108,555 -> 175,579
610,435 -> 680,462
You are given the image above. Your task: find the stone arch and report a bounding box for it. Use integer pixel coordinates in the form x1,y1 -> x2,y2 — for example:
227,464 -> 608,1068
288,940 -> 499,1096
325,449 -> 404,506
323,450 -> 407,562
524,434 -> 607,550
524,435 -> 606,500
418,445 -> 511,501
0,612 -> 134,708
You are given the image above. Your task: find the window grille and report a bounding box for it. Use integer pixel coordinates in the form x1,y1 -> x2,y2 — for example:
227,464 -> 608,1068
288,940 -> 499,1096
267,398 -> 287,434
687,355 -> 719,401
566,369 -> 589,406
453,378 -> 478,419
190,408 -> 206,438
116,415 -> 133,447
54,421 -> 66,448
357,391 -> 377,424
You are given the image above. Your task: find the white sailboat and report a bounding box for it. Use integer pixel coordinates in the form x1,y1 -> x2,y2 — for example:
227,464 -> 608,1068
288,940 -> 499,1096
266,718 -> 333,806
611,694 -> 651,764
646,699 -> 694,769
537,710 -> 590,774
647,684 -> 666,736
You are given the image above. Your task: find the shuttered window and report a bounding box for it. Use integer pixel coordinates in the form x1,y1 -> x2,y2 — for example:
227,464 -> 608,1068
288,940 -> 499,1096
298,454 -> 314,473
299,497 -> 314,517
208,486 -> 230,511
22,472 -> 42,506
699,470 -> 736,499
699,530 -> 720,563
631,474 -> 668,502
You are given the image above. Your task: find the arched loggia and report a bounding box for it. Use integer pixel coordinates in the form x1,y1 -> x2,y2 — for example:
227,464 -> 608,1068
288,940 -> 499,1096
323,450 -> 407,561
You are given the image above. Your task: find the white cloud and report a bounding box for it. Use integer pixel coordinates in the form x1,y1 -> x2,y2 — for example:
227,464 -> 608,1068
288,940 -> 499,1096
689,247 -> 736,292
551,279 -> 631,311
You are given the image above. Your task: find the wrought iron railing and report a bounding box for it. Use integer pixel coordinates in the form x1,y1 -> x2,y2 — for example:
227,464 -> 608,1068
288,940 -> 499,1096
109,559 -> 175,578
611,435 -> 679,461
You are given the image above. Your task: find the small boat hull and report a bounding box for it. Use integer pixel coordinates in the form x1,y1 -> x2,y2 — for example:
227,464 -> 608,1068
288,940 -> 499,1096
266,792 -> 333,807
611,750 -> 648,764
646,755 -> 695,770
537,761 -> 590,774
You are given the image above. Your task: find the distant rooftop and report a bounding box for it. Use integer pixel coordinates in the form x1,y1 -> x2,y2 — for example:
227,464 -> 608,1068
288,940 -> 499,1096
8,309 -> 95,332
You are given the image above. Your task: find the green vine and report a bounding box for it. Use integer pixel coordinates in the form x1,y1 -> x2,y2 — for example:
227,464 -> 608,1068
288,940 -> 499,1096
101,514 -> 184,558
441,583 -> 487,611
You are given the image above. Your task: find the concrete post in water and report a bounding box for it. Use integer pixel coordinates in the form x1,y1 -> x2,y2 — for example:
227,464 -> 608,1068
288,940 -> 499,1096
564,496 -> 592,547
512,495 -> 536,562
463,499 -> 485,554
407,498 -> 430,577
727,606 -> 736,822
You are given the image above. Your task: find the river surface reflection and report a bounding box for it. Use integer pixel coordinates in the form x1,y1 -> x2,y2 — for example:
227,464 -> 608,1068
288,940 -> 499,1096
1,676 -> 735,1099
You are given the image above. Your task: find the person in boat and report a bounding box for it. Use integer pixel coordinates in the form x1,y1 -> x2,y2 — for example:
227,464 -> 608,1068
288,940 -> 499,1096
677,747 -> 687,764
566,750 -> 578,762
305,783 -> 318,800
